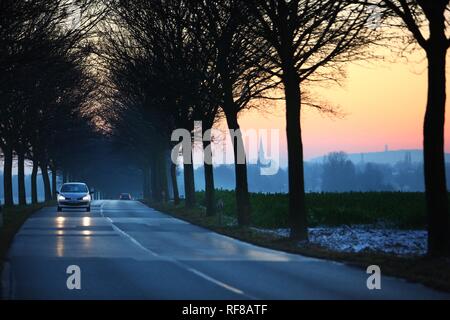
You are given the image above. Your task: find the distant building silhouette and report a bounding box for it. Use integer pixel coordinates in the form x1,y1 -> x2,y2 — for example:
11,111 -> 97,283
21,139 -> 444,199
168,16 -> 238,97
404,151 -> 412,166
257,138 -> 268,166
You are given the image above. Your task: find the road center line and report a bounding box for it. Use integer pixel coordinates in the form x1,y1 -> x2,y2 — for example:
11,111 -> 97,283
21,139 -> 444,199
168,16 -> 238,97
99,201 -> 255,299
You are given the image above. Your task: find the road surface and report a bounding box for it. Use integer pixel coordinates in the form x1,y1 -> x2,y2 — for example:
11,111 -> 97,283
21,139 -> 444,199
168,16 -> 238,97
2,200 -> 449,299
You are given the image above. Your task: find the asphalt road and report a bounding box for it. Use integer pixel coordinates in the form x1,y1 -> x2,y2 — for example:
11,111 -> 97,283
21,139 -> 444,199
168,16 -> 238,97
2,200 -> 449,299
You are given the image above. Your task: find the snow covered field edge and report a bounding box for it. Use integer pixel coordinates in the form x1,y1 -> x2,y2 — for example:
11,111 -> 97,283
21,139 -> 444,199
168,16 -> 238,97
253,226 -> 427,256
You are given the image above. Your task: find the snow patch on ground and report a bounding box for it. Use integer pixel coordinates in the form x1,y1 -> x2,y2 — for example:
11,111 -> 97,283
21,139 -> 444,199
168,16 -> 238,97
253,226 -> 427,256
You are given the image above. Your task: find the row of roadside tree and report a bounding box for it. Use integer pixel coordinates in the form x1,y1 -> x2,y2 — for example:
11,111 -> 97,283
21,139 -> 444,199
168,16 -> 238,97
99,0 -> 450,257
0,0 -> 103,205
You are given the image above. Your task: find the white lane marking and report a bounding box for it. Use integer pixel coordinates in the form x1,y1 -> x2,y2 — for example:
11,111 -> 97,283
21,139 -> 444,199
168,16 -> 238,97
186,267 -> 245,296
99,201 -> 255,299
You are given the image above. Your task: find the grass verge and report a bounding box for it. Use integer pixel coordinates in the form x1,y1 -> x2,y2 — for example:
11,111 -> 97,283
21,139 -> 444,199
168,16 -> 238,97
143,199 -> 450,294
196,190 -> 430,229
0,202 -> 50,276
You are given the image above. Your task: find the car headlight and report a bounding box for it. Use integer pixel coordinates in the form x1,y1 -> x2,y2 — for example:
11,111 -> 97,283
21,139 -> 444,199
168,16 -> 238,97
57,195 -> 65,201
82,194 -> 91,201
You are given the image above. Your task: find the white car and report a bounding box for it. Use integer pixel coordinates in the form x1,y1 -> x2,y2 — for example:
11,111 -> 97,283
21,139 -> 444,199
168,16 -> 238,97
57,182 -> 92,212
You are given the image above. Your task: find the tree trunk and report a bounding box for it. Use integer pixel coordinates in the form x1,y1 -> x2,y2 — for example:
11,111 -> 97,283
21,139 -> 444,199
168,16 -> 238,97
159,151 -> 169,203
423,20 -> 450,256
143,166 -> 150,200
17,150 -> 26,205
203,140 -> 216,216
150,157 -> 163,203
170,162 -> 180,205
224,110 -> 251,226
63,170 -> 68,183
218,49 -> 251,225
149,151 -> 170,203
143,167 -> 148,199
51,164 -> 57,200
283,67 -> 308,241
161,150 -> 172,202
31,159 -> 38,204
183,152 -> 196,208
3,147 -> 13,206
150,159 -> 158,202
40,162 -> 52,202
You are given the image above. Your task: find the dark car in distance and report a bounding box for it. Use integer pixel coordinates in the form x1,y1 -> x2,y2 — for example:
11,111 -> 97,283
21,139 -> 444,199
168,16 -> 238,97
119,193 -> 132,200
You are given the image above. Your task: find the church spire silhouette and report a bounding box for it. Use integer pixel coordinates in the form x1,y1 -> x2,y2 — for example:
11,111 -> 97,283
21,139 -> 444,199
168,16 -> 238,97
258,138 -> 268,166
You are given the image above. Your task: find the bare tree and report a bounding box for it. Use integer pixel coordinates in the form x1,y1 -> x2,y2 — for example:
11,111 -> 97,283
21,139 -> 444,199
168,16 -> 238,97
245,0 -> 375,239
1,0 -> 104,205
97,4 -> 178,204
353,0 -> 450,257
100,0 -> 225,213
187,0 -> 277,225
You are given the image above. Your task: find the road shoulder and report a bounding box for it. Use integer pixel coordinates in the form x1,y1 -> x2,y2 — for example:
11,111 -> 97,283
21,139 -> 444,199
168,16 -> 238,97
0,202 -> 52,298
142,200 -> 450,294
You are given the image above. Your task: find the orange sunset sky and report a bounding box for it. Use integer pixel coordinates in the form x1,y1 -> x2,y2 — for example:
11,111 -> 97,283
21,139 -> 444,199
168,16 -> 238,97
231,50 -> 450,164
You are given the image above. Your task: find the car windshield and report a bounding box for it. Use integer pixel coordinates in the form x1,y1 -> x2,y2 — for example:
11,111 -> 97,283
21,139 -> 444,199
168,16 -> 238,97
61,184 -> 88,193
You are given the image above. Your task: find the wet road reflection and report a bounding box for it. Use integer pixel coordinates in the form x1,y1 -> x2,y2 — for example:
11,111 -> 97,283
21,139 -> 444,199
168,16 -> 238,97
4,200 -> 450,300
